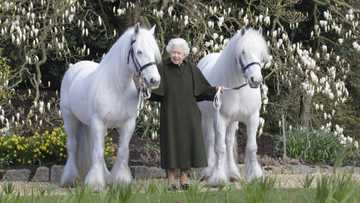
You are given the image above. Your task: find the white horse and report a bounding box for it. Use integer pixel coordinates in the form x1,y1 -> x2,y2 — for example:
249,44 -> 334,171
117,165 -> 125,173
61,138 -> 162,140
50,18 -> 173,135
59,24 -> 161,191
197,28 -> 270,186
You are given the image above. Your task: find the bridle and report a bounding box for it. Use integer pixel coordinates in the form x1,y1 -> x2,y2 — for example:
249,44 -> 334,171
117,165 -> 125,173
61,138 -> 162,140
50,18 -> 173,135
127,38 -> 157,115
213,55 -> 263,110
127,39 -> 157,76
222,55 -> 262,90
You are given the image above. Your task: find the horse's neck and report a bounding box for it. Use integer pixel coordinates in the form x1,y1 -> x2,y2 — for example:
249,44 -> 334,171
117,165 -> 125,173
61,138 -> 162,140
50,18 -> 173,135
94,42 -> 135,94
210,43 -> 246,88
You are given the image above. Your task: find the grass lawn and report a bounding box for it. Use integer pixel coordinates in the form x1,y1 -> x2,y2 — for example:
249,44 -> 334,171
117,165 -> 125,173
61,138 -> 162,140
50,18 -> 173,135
0,188 -> 317,203
1,174 -> 360,203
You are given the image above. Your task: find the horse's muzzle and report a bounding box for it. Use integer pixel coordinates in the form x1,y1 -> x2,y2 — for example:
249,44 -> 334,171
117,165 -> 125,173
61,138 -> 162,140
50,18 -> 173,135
145,77 -> 160,89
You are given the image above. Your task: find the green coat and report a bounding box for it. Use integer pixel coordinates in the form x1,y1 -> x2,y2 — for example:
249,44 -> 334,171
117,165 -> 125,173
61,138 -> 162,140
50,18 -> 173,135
150,59 -> 217,169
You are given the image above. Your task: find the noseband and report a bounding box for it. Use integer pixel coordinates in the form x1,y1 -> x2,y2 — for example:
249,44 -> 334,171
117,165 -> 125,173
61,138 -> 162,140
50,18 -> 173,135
238,56 -> 261,74
127,39 -> 157,75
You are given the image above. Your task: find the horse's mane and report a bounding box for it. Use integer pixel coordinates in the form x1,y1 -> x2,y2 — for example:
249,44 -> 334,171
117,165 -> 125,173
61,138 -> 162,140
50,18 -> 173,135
205,28 -> 269,86
236,28 -> 269,61
98,26 -> 161,72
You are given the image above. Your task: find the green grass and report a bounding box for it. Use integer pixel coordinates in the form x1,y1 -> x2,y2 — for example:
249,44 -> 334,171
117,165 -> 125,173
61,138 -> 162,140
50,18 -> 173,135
0,189 -> 359,203
1,176 -> 360,203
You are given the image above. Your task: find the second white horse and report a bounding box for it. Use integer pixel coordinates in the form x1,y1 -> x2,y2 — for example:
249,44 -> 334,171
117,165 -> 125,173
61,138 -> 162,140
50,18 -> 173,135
197,28 -> 270,186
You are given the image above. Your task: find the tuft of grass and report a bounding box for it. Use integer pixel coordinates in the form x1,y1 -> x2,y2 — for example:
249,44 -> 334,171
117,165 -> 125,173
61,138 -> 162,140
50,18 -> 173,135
302,174 -> 315,189
2,182 -> 15,195
107,184 -> 134,203
145,180 -> 162,194
183,181 -> 209,203
67,185 -> 93,203
241,177 -> 277,203
315,174 -> 357,203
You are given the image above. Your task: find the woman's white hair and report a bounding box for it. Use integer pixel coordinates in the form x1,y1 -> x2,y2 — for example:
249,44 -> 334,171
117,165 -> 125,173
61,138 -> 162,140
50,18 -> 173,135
166,38 -> 190,57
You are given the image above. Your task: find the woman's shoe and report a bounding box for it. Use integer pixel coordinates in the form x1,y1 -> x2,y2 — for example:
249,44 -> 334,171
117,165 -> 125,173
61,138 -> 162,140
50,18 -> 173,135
168,184 -> 178,191
180,183 -> 190,190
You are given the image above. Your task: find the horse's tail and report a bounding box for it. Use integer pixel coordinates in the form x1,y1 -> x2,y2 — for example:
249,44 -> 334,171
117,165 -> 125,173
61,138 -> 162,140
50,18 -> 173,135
60,63 -> 77,109
76,124 -> 92,181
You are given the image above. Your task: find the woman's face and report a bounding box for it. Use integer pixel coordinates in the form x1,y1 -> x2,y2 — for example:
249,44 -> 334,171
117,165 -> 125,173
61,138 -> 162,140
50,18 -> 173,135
170,47 -> 186,65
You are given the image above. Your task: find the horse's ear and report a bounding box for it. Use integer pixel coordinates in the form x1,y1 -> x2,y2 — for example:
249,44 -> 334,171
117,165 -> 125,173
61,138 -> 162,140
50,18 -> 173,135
149,25 -> 156,35
258,27 -> 263,34
134,23 -> 140,34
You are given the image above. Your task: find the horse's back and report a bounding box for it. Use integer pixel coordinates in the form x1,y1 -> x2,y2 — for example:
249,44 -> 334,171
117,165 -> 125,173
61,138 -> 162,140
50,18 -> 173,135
60,61 -> 98,111
197,53 -> 220,75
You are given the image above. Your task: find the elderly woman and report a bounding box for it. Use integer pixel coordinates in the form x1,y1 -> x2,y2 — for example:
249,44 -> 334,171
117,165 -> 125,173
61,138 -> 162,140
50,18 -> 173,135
150,38 -> 222,190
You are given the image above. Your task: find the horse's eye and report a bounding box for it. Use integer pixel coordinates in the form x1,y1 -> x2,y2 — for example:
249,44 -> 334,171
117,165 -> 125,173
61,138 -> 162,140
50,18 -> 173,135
137,50 -> 143,55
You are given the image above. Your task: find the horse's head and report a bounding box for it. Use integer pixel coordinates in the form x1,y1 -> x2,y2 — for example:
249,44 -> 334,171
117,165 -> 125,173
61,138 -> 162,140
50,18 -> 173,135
128,23 -> 161,89
236,28 -> 270,88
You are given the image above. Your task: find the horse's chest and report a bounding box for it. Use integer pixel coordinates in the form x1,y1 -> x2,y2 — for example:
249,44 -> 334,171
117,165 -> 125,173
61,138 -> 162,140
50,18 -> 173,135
97,93 -> 138,127
221,91 -> 261,119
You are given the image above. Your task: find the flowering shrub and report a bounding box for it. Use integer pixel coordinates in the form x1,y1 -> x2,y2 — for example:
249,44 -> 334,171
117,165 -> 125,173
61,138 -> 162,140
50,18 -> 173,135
274,128 -> 360,165
0,0 -> 360,166
135,101 -> 160,140
0,57 -> 13,101
0,87 -> 62,136
0,127 -> 115,167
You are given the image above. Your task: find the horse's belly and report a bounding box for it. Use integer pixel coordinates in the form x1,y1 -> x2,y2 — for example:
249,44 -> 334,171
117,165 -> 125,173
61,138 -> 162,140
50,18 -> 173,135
69,87 -> 91,124
68,78 -> 94,124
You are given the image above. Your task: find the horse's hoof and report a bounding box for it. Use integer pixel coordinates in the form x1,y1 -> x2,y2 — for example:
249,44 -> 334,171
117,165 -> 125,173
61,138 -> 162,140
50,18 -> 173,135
60,181 -> 76,188
91,184 -> 105,193
200,176 -> 208,182
60,175 -> 78,188
207,173 -> 227,187
229,176 -> 239,182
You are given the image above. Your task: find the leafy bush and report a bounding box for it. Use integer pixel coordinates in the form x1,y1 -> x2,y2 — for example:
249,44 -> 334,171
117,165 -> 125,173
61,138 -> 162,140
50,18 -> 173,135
0,127 -> 115,168
0,57 -> 13,101
274,128 -> 359,165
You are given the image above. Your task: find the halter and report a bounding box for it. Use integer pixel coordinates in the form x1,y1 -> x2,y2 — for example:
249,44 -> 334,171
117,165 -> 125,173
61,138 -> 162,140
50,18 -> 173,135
238,56 -> 261,74
127,39 -> 157,76
220,56 -> 261,91
127,38 -> 156,115
213,56 -> 262,110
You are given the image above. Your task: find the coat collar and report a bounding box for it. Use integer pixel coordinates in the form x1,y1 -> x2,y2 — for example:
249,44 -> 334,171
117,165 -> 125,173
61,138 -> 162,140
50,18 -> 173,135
164,58 -> 189,67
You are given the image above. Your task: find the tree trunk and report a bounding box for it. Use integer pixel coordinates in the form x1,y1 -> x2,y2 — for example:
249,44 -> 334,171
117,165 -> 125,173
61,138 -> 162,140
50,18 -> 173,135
300,94 -> 312,128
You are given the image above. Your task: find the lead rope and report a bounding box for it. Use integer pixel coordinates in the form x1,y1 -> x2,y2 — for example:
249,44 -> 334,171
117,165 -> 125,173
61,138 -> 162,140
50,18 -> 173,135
213,88 -> 223,110
212,82 -> 248,134
212,82 -> 248,110
135,76 -> 151,116
213,88 -> 223,137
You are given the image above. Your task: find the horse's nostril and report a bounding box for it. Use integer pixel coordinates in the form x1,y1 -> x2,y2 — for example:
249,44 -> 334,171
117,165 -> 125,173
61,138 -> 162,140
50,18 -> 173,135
250,77 -> 255,83
150,78 -> 156,84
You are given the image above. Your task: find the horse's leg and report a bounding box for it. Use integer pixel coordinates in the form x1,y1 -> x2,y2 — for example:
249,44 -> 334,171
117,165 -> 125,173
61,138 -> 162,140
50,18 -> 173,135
109,118 -> 136,185
207,114 -> 228,186
75,124 -> 110,182
60,109 -> 80,187
200,116 -> 216,181
84,118 -> 106,191
226,121 -> 241,182
244,112 -> 263,182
